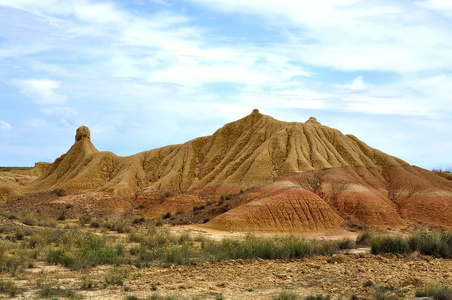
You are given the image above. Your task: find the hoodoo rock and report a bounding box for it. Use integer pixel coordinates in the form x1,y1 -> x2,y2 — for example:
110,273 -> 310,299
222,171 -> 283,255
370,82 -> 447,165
3,110 -> 452,231
75,126 -> 90,141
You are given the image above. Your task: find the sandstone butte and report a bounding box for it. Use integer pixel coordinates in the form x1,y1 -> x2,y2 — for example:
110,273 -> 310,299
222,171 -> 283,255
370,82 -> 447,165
1,109 -> 452,232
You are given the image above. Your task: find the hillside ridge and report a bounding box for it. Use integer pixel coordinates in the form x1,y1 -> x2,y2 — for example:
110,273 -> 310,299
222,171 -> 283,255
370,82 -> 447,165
2,109 -> 452,231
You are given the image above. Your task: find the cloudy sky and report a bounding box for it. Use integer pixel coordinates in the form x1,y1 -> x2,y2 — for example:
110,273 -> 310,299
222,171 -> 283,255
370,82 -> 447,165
1,0 -> 452,170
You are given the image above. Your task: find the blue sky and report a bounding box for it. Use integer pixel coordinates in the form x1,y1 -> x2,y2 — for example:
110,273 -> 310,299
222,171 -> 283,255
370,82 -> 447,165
1,0 -> 452,170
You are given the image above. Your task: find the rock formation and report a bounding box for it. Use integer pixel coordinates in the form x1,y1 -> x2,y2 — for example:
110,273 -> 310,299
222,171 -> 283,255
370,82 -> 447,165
3,109 -> 452,231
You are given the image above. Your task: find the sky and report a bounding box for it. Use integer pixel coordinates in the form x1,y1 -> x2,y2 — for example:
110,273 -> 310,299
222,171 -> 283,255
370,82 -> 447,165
1,0 -> 452,170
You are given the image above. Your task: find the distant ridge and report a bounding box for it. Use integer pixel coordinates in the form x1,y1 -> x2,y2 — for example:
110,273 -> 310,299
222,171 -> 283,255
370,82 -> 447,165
3,109 -> 452,231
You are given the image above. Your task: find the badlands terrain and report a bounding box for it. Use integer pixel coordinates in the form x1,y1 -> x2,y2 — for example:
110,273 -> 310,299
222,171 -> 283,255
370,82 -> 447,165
1,109 -> 452,299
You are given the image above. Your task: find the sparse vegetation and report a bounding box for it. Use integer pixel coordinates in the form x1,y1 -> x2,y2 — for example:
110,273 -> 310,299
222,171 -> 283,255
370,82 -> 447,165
273,291 -> 333,300
192,205 -> 205,212
356,230 -> 373,246
0,214 -> 451,299
370,235 -> 408,255
102,219 -> 131,233
201,234 -> 352,261
133,216 -> 146,224
158,190 -> 174,202
369,230 -> 452,257
373,285 -> 400,300
219,193 -> 232,202
432,167 -> 452,173
0,279 -> 18,297
46,230 -> 125,270
363,280 -> 374,288
273,291 -> 299,300
104,268 -> 129,286
415,285 -> 452,300
304,295 -> 331,300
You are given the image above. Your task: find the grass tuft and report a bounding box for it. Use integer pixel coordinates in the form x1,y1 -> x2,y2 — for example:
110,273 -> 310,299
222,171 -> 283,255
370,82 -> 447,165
416,285 -> 452,300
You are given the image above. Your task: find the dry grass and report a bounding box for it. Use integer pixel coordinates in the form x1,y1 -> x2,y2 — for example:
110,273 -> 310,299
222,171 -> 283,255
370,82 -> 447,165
0,213 -> 451,299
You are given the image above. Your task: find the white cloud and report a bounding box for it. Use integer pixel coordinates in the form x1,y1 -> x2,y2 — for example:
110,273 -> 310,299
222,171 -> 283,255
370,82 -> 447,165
149,0 -> 171,6
337,76 -> 368,90
188,0 -> 452,74
41,106 -> 79,126
1,0 -> 451,168
417,0 -> 452,17
0,120 -> 12,131
11,79 -> 68,105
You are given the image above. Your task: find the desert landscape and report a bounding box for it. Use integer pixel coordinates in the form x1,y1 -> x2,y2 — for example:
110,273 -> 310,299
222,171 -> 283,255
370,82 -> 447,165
1,110 -> 452,300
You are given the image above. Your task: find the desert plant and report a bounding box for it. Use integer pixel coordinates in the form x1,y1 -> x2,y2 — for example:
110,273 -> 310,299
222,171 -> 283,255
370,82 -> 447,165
304,295 -> 331,300
201,234 -> 348,261
408,230 -> 441,256
58,211 -> 66,221
81,276 -> 95,289
20,213 -> 37,226
415,285 -> 452,300
356,231 -> 373,246
363,280 -> 374,288
373,285 -> 400,300
104,268 -> 129,286
90,219 -> 100,228
79,215 -> 92,225
337,238 -> 356,249
158,244 -> 192,266
102,219 -> 131,233
192,205 -> 205,212
0,279 -> 18,297
370,235 -> 408,255
158,191 -> 174,201
0,225 -> 8,233
273,290 -> 298,300
133,217 -> 146,224
52,188 -> 66,197
219,193 -> 232,202
47,231 -> 124,270
408,230 -> 452,257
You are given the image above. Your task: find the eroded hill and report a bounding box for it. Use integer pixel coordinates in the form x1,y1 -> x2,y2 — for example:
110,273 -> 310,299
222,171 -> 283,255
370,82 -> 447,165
2,109 -> 452,231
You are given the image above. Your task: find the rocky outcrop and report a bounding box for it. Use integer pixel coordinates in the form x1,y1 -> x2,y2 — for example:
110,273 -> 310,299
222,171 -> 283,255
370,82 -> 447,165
206,182 -> 345,232
4,109 -> 452,231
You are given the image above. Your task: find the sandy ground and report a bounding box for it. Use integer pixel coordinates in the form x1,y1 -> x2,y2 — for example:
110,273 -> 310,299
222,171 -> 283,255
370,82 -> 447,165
168,224 -> 360,241
1,225 -> 450,300
5,252 -> 452,299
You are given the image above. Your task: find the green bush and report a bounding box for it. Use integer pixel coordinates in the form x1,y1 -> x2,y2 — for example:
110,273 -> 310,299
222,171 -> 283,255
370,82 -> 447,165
363,280 -> 374,288
47,231 -> 123,270
370,231 -> 452,257
37,216 -> 57,228
304,295 -> 331,300
21,213 -> 38,226
158,244 -> 192,266
219,193 -> 232,202
356,231 -> 373,246
104,268 -> 129,286
373,285 -> 400,300
202,234 -> 345,261
416,285 -> 452,300
90,219 -> 101,228
370,235 -> 408,255
102,219 -> 131,233
273,290 -> 298,300
0,279 -> 18,297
